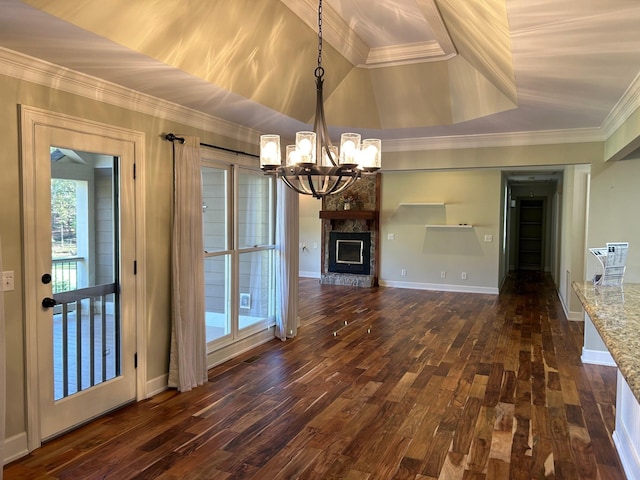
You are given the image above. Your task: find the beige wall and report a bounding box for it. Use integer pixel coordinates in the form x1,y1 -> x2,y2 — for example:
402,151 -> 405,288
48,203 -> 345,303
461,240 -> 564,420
0,72 -> 256,441
298,195 -> 321,277
380,169 -> 502,291
384,142 -> 603,171
587,158 -> 640,283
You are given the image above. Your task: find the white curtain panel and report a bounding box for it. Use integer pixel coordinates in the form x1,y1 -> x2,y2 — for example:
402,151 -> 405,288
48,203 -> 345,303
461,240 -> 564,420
168,137 -> 208,392
0,236 -> 5,477
275,181 -> 299,340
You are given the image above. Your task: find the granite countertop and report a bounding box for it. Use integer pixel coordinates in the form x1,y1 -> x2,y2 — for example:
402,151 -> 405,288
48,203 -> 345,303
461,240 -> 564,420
572,281 -> 640,403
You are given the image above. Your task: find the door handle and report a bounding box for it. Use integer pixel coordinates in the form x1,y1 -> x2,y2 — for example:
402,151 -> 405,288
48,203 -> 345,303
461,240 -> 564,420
42,297 -> 57,308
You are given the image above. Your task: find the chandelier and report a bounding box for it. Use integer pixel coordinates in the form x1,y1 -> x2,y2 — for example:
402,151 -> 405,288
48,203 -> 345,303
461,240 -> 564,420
260,0 -> 381,199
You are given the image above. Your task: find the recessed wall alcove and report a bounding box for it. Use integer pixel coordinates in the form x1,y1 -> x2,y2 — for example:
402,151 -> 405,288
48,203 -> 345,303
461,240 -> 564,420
319,175 -> 380,287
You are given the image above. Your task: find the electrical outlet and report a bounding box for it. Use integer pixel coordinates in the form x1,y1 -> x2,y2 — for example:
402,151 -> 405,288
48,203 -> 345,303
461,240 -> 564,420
401,268 -> 407,276
387,233 -> 395,240
2,271 -> 14,291
461,272 -> 467,280
441,271 -> 446,279
484,234 -> 493,242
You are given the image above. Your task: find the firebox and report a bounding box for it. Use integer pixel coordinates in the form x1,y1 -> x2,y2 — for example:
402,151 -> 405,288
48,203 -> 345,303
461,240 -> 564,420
328,232 -> 371,275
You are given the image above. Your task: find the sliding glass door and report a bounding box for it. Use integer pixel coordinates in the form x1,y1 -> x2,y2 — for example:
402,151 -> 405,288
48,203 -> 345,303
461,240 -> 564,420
201,159 -> 275,349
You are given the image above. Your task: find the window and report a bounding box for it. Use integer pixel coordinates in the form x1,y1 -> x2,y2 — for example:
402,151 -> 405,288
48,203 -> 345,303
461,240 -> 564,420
201,154 -> 276,349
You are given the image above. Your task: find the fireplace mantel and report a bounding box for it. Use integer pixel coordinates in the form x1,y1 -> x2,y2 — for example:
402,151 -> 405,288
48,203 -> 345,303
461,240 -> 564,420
319,209 -> 378,229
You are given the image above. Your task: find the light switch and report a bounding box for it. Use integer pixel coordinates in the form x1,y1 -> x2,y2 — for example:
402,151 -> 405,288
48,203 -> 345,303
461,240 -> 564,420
484,235 -> 493,242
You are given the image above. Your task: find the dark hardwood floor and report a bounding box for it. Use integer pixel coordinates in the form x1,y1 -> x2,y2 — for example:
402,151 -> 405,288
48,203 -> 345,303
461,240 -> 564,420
4,272 -> 626,479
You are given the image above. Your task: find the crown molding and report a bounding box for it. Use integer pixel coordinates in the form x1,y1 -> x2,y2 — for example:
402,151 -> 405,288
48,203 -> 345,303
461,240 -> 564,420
383,127 -> 605,152
2,45 -> 634,156
0,46 -> 262,145
362,41 -> 456,68
601,72 -> 640,139
281,0 -> 456,68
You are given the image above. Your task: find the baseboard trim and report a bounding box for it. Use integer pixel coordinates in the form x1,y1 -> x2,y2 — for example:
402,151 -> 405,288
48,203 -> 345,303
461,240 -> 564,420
3,432 -> 28,466
379,280 -> 498,295
556,288 -> 583,321
146,374 -> 169,398
613,428 -> 640,480
299,271 -> 320,279
613,370 -> 640,480
581,348 -> 616,366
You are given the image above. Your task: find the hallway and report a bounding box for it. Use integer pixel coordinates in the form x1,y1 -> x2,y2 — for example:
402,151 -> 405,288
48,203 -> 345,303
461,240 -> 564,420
4,272 -> 625,479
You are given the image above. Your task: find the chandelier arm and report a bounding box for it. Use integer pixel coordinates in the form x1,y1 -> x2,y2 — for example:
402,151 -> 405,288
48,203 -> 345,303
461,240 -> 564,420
326,175 -> 360,197
325,175 -> 352,196
280,174 -> 313,196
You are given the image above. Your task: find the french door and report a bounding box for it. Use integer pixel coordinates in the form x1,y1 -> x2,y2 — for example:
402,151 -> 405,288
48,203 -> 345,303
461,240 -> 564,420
21,107 -> 141,444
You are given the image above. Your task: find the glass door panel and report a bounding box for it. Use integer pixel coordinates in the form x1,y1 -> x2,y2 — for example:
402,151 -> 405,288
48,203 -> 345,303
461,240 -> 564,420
50,148 -> 120,401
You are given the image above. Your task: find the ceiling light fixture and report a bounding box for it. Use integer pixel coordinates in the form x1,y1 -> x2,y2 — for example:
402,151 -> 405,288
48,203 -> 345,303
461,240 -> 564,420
260,0 -> 381,199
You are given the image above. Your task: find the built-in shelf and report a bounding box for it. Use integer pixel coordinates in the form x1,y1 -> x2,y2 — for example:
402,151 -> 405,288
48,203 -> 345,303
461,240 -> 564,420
319,210 -> 378,230
399,202 -> 445,206
425,224 -> 473,229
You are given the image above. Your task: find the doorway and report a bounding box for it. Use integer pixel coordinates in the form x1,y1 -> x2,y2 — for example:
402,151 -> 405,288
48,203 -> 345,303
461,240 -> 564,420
516,198 -> 545,271
21,106 -> 146,448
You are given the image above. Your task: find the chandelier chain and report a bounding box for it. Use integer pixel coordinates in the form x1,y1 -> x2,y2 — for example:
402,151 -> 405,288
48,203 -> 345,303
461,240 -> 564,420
316,0 -> 323,77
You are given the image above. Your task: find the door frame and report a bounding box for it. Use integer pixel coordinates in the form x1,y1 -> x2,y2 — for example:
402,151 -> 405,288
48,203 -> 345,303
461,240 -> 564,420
20,105 -> 147,451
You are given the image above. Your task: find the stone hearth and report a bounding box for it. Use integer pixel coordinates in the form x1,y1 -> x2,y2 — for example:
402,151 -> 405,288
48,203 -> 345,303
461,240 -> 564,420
319,175 -> 380,287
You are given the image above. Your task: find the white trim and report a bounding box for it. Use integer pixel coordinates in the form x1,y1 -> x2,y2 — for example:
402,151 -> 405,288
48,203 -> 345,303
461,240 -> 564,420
383,127 -> 605,153
2,432 -> 28,466
299,271 -> 321,279
280,0 -> 456,68
557,289 -> 583,321
363,41 -> 456,68
379,280 -> 499,295
580,348 -> 616,366
612,370 -> 640,480
20,105 -> 147,450
3,46 -> 640,156
0,46 -> 261,145
565,310 -> 583,321
602,72 -> 640,139
613,429 -> 640,480
206,327 -> 276,369
145,374 -> 169,399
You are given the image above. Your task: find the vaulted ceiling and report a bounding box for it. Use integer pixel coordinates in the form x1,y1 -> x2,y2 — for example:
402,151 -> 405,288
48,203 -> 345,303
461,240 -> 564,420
2,0 -> 640,147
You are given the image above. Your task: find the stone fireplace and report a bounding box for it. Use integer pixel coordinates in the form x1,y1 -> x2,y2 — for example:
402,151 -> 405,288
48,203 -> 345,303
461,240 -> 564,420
319,175 -> 380,287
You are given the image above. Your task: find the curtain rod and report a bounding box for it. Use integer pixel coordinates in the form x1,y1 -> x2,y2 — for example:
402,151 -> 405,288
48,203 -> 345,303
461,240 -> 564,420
165,133 -> 259,159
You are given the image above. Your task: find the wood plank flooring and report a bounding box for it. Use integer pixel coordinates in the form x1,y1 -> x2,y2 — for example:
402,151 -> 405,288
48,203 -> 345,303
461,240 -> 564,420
4,271 -> 626,479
